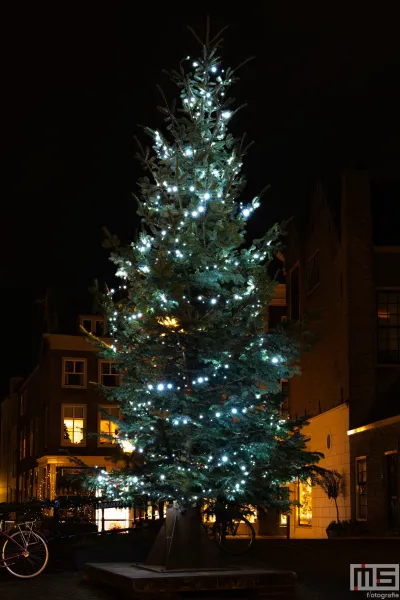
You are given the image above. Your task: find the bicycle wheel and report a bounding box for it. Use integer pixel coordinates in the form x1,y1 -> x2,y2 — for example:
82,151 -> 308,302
2,529 -> 49,578
212,516 -> 255,555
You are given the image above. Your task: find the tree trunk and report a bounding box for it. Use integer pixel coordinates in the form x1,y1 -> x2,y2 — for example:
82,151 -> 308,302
145,505 -> 221,570
334,498 -> 340,523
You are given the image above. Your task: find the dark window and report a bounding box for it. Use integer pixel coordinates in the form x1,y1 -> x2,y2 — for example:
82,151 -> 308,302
63,359 -> 86,387
44,407 -> 48,449
356,457 -> 367,520
377,291 -> 400,364
268,306 -> 286,329
307,250 -> 320,294
290,265 -> 300,321
20,391 -> 27,416
82,319 -> 92,333
95,320 -> 105,337
99,361 -> 120,387
280,380 -> 289,415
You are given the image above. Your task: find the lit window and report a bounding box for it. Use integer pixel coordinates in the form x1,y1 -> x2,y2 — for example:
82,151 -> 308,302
356,457 -> 367,520
377,291 -> 400,364
298,478 -> 312,526
62,358 -> 86,388
99,361 -> 120,387
99,406 -> 120,445
62,405 -> 85,445
307,250 -> 320,294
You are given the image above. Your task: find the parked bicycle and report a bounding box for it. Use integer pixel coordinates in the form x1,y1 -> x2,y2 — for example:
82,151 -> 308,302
202,501 -> 255,555
0,520 -> 49,578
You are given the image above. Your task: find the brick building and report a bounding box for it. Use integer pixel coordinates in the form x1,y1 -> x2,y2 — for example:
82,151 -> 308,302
0,314 -> 122,504
285,170 -> 400,537
0,378 -> 21,502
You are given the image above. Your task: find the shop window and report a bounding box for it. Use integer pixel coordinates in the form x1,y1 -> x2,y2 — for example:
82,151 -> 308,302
298,478 -> 312,526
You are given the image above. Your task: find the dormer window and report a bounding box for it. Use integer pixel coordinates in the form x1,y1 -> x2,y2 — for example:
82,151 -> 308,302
80,316 -> 106,337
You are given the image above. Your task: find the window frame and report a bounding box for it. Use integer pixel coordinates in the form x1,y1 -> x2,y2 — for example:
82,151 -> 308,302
62,357 -> 87,389
355,456 -> 367,521
98,405 -> 121,447
377,289 -> 400,365
98,360 -> 121,388
306,249 -> 320,295
61,403 -> 87,447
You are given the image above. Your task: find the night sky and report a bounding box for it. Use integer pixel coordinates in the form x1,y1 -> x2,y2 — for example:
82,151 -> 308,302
2,2 -> 400,395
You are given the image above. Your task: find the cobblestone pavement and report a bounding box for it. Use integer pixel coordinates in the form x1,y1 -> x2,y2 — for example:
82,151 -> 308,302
0,571 -> 112,600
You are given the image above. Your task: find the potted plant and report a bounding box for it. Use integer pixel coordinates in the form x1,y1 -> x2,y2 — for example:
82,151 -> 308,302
319,470 -> 344,538
326,520 -> 344,538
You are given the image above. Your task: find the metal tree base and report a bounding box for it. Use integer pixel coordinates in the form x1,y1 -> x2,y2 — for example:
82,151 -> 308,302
144,505 -> 221,570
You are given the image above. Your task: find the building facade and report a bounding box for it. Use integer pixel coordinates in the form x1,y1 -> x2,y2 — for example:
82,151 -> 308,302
285,171 -> 400,537
0,315 -> 122,504
0,378 -> 21,502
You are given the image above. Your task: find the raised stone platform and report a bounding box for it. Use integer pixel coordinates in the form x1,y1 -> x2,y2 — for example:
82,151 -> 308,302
85,562 -> 297,599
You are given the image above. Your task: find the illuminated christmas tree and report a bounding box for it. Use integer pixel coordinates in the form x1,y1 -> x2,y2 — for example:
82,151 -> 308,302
93,28 -> 322,565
